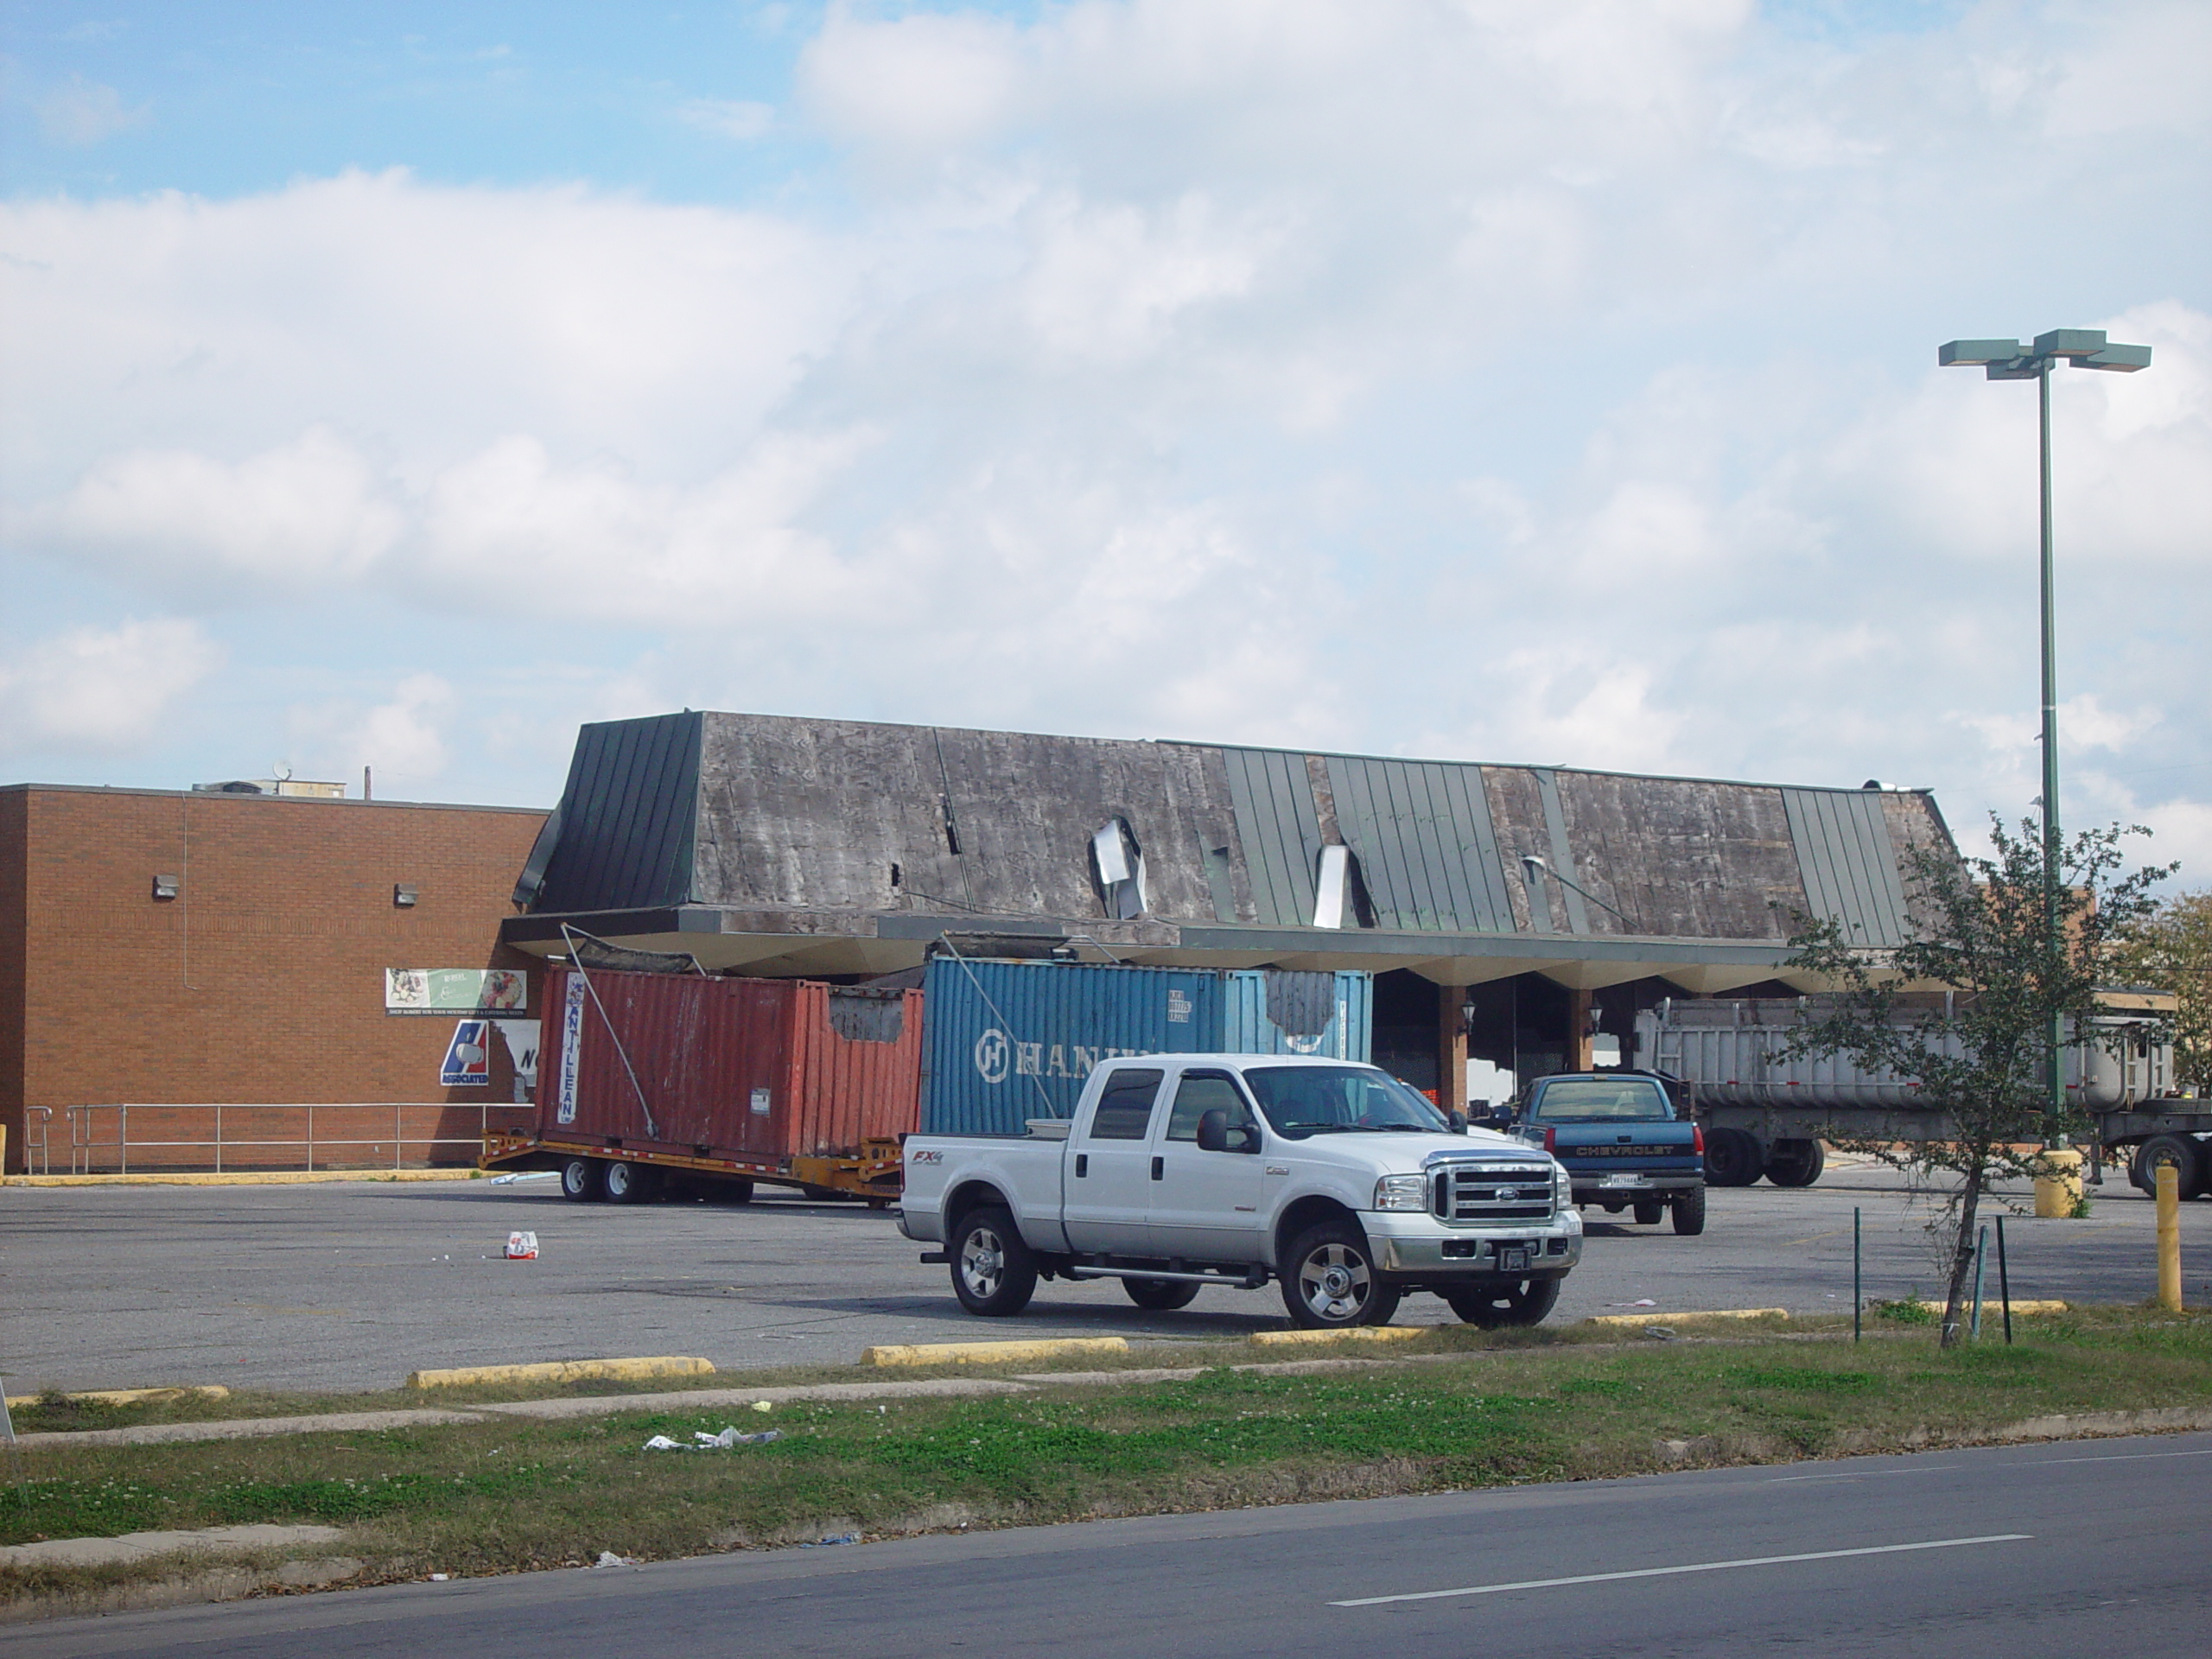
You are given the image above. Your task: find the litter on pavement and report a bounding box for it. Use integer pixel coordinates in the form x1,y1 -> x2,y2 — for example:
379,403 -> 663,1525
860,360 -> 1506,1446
505,1231 -> 538,1260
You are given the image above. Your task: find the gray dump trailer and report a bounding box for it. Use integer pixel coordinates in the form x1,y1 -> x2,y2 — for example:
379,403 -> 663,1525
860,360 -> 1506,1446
1630,995 -> 2206,1193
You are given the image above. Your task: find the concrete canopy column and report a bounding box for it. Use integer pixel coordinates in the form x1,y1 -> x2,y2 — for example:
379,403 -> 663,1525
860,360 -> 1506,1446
1438,984 -> 1467,1112
1568,988 -> 1595,1072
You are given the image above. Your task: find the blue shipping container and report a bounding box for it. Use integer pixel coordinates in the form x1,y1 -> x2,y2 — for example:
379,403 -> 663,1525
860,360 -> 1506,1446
1222,969 -> 1373,1061
921,958 -> 1372,1136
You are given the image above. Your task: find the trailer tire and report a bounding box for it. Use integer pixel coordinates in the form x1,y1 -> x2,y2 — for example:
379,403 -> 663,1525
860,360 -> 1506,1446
1764,1140 -> 1826,1188
1705,1129 -> 1762,1188
1281,1221 -> 1400,1328
602,1160 -> 655,1204
721,1178 -> 754,1205
560,1157 -> 603,1202
951,1206 -> 1039,1317
1672,1185 -> 1707,1236
2131,1135 -> 2202,1198
1632,1200 -> 1665,1225
1445,1275 -> 1561,1328
1123,1278 -> 1203,1312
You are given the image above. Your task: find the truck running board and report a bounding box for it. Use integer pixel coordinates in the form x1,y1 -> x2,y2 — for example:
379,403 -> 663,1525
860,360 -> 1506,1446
1066,1263 -> 1268,1288
918,1251 -> 950,1264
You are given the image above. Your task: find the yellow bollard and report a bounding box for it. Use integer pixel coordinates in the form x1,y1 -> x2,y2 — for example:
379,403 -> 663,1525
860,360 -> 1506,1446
2157,1163 -> 2183,1312
2034,1148 -> 2085,1218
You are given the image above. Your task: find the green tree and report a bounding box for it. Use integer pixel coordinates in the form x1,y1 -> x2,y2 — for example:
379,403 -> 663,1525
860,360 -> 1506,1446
2111,890 -> 2212,1096
1784,817 -> 2171,1348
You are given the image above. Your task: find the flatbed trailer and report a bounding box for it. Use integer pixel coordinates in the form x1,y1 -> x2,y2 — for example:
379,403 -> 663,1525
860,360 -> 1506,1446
480,1127 -> 904,1205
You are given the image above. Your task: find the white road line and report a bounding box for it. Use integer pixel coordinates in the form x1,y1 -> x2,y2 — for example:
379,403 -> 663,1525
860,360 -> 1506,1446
2020,1446 -> 2212,1469
1768,1465 -> 1958,1483
1328,1535 -> 2033,1607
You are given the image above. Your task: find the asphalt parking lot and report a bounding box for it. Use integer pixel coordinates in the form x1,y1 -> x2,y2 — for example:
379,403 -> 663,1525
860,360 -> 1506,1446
5,1165 -> 2209,1395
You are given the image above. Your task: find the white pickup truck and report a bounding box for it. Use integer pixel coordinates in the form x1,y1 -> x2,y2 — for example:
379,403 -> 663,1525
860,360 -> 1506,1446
899,1053 -> 1582,1330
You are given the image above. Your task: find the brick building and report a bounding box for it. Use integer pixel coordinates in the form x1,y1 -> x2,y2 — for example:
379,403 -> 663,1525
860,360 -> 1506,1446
0,784 -> 548,1173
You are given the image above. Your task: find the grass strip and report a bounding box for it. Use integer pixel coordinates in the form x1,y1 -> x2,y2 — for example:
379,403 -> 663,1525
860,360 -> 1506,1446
4,1305 -> 2208,1607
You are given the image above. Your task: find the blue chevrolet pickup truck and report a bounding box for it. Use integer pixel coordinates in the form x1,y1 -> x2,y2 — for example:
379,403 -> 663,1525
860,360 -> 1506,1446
1503,1072 -> 1706,1236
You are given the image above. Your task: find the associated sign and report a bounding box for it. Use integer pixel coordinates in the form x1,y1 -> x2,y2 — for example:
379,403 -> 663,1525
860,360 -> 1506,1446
441,1019 -> 491,1087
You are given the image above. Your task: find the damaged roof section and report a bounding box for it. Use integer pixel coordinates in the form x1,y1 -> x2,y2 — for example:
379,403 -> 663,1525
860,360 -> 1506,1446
520,710 -> 1953,962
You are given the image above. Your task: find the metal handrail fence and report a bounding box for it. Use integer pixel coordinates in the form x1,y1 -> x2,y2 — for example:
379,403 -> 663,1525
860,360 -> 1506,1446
64,1103 -> 533,1174
18,1107 -> 53,1176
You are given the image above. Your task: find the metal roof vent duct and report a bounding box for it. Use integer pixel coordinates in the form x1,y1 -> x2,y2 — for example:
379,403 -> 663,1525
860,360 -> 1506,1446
1090,818 -> 1147,920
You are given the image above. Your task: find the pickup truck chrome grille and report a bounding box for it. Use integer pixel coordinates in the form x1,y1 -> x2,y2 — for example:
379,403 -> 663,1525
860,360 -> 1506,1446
1432,1162 -> 1556,1223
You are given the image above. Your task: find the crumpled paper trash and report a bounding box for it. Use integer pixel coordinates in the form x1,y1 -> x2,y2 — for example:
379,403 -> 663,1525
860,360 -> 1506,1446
594,1551 -> 641,1567
642,1427 -> 782,1451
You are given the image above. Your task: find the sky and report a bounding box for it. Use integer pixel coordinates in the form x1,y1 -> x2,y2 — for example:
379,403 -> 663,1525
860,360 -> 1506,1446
1,1 -> 2206,886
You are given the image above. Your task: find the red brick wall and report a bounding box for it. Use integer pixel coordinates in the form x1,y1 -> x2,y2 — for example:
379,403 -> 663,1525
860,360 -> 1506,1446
3,785 -> 549,1171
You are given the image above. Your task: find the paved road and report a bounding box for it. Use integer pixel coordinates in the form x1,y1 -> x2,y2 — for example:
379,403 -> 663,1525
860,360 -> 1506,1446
8,1432 -> 2208,1657
3,1169 -> 2207,1393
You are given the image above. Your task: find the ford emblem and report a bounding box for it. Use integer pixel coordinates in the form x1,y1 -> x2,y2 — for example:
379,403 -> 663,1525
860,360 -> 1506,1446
1497,1188 -> 1517,1201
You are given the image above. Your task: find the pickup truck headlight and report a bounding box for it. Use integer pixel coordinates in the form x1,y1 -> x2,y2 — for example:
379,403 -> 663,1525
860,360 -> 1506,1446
1374,1173 -> 1430,1212
1552,1160 -> 1573,1205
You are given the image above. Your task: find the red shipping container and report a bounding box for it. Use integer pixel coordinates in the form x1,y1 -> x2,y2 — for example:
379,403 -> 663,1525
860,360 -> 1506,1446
538,968 -> 922,1165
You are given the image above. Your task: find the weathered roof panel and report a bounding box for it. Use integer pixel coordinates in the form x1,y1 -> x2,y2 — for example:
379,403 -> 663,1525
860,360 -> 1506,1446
532,711 -> 701,912
1323,755 -> 1516,932
1782,786 -> 1909,947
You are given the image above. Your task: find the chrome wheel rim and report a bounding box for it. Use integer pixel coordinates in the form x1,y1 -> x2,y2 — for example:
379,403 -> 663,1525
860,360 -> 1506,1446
960,1226 -> 1006,1299
1298,1243 -> 1370,1323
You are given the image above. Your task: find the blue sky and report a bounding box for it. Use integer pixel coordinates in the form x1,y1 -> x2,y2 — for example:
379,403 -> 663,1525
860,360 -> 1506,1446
2,1 -> 2207,883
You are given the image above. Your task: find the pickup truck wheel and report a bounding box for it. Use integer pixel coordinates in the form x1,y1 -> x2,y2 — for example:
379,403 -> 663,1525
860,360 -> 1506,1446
1124,1278 -> 1202,1312
1704,1129 -> 1761,1188
602,1160 -> 656,1204
559,1157 -> 603,1202
1446,1275 -> 1561,1328
951,1206 -> 1039,1316
1281,1223 -> 1401,1328
1672,1186 -> 1707,1236
1764,1140 -> 1827,1188
1632,1200 -> 1664,1225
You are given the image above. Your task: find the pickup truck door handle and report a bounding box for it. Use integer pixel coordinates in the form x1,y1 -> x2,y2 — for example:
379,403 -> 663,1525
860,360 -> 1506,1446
1075,1154 -> 1088,1178
1151,1156 -> 1164,1181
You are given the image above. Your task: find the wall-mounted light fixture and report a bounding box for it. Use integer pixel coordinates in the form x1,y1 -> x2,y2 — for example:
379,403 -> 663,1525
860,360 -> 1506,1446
151,874 -> 181,901
393,883 -> 420,908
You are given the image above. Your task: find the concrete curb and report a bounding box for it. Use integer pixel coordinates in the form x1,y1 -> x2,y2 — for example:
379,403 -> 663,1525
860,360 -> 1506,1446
10,1408 -> 491,1452
3,1385 -> 228,1411
1250,1326 -> 1429,1348
474,1378 -> 1037,1420
1586,1308 -> 1789,1327
861,1338 -> 1129,1367
0,1524 -> 346,1570
3,1170 -> 482,1187
407,1357 -> 714,1390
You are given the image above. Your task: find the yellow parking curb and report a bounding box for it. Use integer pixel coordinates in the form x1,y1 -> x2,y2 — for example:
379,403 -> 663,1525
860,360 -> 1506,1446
861,1338 -> 1130,1368
1916,1299 -> 2069,1318
1585,1307 -> 1791,1327
4,1170 -> 483,1187
405,1357 -> 715,1389
3,1385 -> 231,1409
1249,1325 -> 1432,1347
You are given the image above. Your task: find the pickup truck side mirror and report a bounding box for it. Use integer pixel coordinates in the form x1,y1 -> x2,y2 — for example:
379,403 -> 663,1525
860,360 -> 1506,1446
1197,1109 -> 1255,1154
1447,1109 -> 1468,1135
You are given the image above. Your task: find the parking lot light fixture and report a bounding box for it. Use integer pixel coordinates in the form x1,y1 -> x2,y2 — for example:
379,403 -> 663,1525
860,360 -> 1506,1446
1938,327 -> 2152,1149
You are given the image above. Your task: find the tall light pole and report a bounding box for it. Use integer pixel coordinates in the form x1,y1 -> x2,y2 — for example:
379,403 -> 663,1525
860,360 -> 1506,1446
1938,329 -> 2152,1147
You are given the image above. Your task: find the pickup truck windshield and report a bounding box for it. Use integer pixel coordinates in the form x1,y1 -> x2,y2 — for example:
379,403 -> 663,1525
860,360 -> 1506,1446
1530,1078 -> 1672,1122
1243,1066 -> 1446,1138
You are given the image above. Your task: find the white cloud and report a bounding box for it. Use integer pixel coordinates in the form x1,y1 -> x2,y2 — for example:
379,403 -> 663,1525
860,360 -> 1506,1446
1,2 -> 2207,882
0,620 -> 221,753
35,73 -> 149,146
679,99 -> 775,140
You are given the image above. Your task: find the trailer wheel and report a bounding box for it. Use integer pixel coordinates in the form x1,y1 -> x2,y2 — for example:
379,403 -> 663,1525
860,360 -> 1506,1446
1632,1200 -> 1665,1225
1705,1129 -> 1762,1188
1672,1185 -> 1707,1236
559,1157 -> 603,1202
1445,1275 -> 1561,1328
2131,1135 -> 2203,1198
1281,1222 -> 1401,1328
721,1178 -> 754,1205
602,1160 -> 656,1204
950,1206 -> 1039,1316
1123,1277 -> 1202,1312
1764,1140 -> 1826,1188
